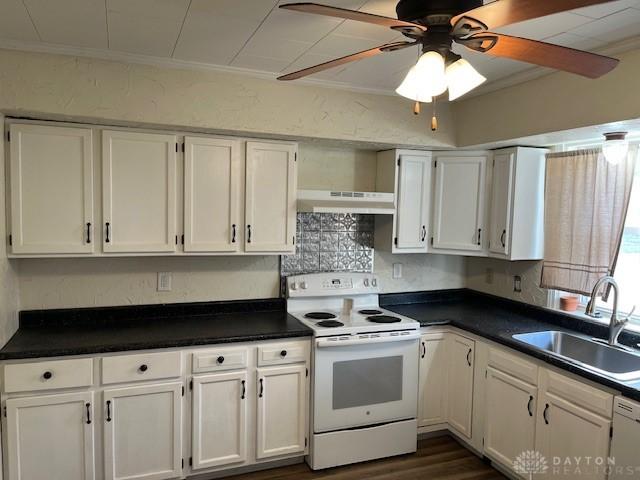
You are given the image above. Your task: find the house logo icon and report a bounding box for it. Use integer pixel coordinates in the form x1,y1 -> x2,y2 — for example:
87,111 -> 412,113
514,450 -> 549,479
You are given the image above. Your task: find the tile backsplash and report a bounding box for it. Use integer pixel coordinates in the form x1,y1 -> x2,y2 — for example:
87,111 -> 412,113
281,213 -> 375,278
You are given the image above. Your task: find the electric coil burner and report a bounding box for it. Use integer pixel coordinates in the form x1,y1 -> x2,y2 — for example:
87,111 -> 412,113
305,312 -> 337,320
317,320 -> 344,328
359,309 -> 383,315
367,315 -> 402,323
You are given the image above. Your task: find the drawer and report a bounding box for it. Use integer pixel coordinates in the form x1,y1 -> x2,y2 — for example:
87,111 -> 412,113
258,340 -> 308,366
192,347 -> 248,373
102,351 -> 181,385
488,347 -> 538,385
542,369 -> 613,418
4,358 -> 94,393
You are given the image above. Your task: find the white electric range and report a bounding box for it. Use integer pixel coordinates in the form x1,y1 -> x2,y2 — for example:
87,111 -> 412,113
287,272 -> 420,470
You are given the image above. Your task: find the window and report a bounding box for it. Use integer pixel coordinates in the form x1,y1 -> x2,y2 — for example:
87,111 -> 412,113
550,143 -> 640,327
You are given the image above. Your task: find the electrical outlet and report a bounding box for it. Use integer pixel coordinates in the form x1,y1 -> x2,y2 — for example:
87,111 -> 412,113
157,272 -> 172,292
513,275 -> 522,293
485,268 -> 494,284
393,263 -> 403,279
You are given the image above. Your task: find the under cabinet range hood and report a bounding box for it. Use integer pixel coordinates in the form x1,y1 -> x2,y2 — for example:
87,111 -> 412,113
297,190 -> 395,214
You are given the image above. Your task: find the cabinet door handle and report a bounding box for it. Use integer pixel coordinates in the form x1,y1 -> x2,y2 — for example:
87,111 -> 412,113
543,403 -> 550,424
241,380 -> 246,400
477,228 -> 482,246
421,342 -> 426,359
86,403 -> 92,424
421,226 -> 426,242
500,229 -> 506,247
466,348 -> 472,366
527,395 -> 533,417
259,378 -> 264,398
106,400 -> 112,422
247,225 -> 252,243
231,224 -> 236,243
86,222 -> 92,244
105,222 -> 111,243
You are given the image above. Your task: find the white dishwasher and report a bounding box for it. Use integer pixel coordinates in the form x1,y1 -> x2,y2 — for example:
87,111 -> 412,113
610,396 -> 640,479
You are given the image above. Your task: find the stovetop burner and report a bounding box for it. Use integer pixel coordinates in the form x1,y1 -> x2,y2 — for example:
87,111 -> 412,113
317,320 -> 344,328
304,312 -> 337,320
367,315 -> 401,323
359,309 -> 383,315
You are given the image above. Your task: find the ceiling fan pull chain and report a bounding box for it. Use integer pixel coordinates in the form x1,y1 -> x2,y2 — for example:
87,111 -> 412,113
414,101 -> 420,115
431,98 -> 438,132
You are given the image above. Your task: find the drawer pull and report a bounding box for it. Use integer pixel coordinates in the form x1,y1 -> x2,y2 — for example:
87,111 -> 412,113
280,350 -> 288,358
106,400 -> 112,422
217,356 -> 225,364
139,364 -> 148,372
43,371 -> 53,380
86,403 -> 92,424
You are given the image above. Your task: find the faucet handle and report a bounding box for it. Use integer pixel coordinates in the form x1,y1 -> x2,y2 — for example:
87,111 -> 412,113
622,305 -> 636,323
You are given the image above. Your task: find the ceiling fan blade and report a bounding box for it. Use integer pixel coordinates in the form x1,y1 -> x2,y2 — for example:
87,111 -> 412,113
278,41 -> 417,81
459,33 -> 618,78
452,0 -> 617,30
280,3 -> 426,31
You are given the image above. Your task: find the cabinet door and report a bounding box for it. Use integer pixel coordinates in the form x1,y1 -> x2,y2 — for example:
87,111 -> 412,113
484,367 -> 537,471
256,365 -> 307,459
103,382 -> 182,480
245,142 -> 297,253
535,392 -> 611,480
489,152 -> 514,255
395,153 -> 431,251
5,391 -> 95,480
432,156 -> 486,252
102,130 -> 177,253
447,334 -> 474,438
191,371 -> 247,470
184,137 -> 241,252
9,124 -> 94,254
418,333 -> 448,427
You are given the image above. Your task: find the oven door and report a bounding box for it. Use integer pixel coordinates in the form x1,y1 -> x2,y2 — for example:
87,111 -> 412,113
313,333 -> 419,433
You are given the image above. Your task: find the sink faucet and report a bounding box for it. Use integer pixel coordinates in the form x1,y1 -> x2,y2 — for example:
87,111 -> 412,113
585,276 -> 635,347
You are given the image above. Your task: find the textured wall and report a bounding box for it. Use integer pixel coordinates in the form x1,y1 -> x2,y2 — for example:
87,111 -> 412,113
466,257 -> 548,307
0,114 -> 20,343
0,48 -> 455,149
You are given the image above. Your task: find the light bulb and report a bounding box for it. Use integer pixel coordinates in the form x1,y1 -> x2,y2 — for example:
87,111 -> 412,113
446,58 -> 486,101
602,132 -> 629,165
395,51 -> 447,102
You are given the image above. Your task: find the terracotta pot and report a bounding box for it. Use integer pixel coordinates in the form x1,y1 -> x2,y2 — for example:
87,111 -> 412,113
560,296 -> 579,312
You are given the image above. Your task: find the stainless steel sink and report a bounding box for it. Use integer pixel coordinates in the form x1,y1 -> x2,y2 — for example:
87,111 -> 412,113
512,330 -> 640,382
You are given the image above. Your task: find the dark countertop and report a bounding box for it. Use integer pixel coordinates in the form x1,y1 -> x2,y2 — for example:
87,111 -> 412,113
0,298 -> 312,360
381,290 -> 640,402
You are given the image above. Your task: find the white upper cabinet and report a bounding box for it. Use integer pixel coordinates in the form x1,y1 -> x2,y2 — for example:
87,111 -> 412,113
5,391 -> 96,480
431,154 -> 487,254
396,151 -> 432,252
183,137 -> 241,253
245,141 -> 297,254
102,130 -> 177,253
489,147 -> 546,260
9,124 -> 94,255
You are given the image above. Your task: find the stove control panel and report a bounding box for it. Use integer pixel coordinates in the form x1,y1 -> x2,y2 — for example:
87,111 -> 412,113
287,272 -> 380,297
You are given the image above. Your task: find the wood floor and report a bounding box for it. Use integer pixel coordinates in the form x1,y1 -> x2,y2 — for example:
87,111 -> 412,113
230,435 -> 506,480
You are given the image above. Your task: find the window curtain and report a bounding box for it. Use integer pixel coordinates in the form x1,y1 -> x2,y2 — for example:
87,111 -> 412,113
540,147 -> 637,296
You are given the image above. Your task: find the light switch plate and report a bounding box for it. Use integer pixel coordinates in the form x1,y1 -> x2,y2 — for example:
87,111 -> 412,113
157,272 -> 172,292
393,263 -> 403,279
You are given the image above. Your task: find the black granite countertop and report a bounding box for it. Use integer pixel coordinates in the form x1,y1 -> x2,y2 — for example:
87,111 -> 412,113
381,290 -> 640,402
0,298 -> 312,360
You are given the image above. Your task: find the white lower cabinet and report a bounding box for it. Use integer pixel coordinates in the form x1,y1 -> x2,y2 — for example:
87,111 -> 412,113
5,391 -> 95,480
103,382 -> 183,480
447,334 -> 475,438
191,371 -> 248,470
484,366 -> 537,469
418,333 -> 448,427
256,365 -> 307,459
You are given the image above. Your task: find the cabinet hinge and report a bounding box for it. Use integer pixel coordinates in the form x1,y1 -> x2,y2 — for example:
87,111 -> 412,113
181,458 -> 184,469
397,158 -> 400,167
181,386 -> 185,397
610,426 -> 613,438
305,437 -> 308,447
189,457 -> 193,467
181,234 -> 185,245
434,160 -> 437,168
394,237 -> 398,246
294,152 -> 297,162
306,368 -> 308,377
181,143 -> 185,153
430,237 -> 434,246
3,406 -> 6,417
8,234 -> 12,246
189,379 -> 193,390
293,236 -> 295,245
175,143 -> 178,153
175,235 -> 178,245
6,130 -> 10,142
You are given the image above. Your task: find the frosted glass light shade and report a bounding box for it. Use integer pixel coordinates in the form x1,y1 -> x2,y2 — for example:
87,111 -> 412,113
446,58 -> 486,101
395,51 -> 447,102
602,139 -> 629,165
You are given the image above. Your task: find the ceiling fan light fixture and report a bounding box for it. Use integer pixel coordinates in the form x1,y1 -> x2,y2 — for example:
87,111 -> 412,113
395,50 -> 447,102
602,132 -> 629,165
445,58 -> 486,101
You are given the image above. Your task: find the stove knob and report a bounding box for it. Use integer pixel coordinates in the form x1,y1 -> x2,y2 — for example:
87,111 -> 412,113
372,278 -> 378,287
300,281 -> 308,290
290,282 -> 297,291
363,278 -> 370,287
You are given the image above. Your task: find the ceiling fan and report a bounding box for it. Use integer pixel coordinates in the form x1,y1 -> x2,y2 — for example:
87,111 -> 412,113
276,0 -> 620,119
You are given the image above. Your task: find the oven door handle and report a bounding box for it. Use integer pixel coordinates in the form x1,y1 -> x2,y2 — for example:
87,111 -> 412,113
316,332 -> 420,348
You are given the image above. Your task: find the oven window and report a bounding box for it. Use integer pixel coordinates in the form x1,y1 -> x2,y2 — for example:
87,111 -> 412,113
332,356 -> 403,409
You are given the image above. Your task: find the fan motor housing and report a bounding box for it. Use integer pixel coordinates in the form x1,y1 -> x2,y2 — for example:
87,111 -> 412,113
396,0 -> 483,24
